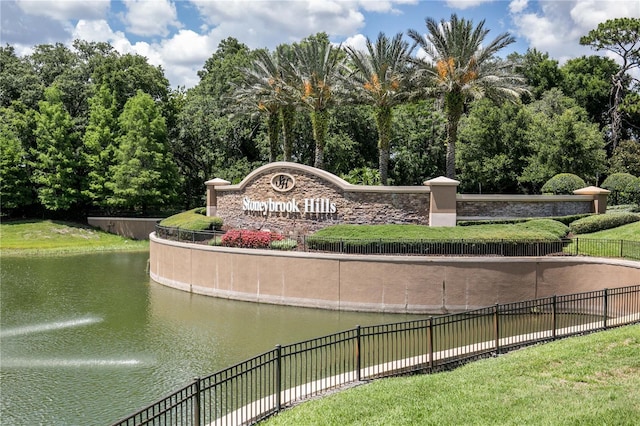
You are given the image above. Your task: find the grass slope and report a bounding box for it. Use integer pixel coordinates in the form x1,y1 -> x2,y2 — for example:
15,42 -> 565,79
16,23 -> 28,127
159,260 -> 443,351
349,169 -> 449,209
0,220 -> 148,256
312,219 -> 569,241
579,221 -> 640,241
265,325 -> 640,426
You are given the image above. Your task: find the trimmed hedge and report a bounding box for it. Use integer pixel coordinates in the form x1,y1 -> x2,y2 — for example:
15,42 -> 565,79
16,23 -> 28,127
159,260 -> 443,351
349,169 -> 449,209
270,239 -> 298,250
541,173 -> 586,195
458,214 -> 591,227
569,212 -> 640,235
159,208 -> 223,231
305,237 -> 567,256
512,219 -> 569,239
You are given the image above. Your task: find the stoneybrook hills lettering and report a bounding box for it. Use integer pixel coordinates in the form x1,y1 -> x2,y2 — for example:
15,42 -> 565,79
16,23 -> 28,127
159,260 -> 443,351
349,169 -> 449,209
242,197 -> 337,216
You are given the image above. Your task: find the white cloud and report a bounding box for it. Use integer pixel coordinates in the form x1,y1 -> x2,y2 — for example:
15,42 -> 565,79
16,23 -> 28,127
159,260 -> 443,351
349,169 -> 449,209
189,0 -> 367,48
73,19 -> 122,44
73,19 -> 157,60
159,30 -> 215,66
16,0 -> 109,21
569,0 -> 640,31
3,0 -> 425,88
510,0 -> 640,64
343,33 -> 369,52
509,0 -> 528,14
357,0 -> 415,13
445,0 -> 495,10
122,0 -> 181,37
73,19 -> 213,88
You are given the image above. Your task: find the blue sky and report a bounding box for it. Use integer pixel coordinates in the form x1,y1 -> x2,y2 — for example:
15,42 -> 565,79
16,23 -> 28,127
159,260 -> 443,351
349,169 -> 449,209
2,0 -> 638,88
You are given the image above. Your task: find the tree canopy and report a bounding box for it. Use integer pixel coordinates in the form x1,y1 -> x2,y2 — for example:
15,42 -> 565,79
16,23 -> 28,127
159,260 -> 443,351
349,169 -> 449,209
408,14 -> 528,179
2,15 -> 639,219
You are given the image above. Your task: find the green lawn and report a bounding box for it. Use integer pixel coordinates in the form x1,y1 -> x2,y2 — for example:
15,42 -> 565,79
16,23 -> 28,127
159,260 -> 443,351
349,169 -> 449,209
0,220 -> 148,256
578,221 -> 640,241
312,219 -> 569,241
264,325 -> 640,426
564,221 -> 640,259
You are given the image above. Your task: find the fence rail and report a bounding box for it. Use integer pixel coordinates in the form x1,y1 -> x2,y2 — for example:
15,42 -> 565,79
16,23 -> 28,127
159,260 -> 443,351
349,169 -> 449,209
155,225 -> 640,260
112,285 -> 640,426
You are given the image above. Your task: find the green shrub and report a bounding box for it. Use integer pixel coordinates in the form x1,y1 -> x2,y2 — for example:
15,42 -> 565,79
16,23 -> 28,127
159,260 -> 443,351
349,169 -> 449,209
550,214 -> 593,226
541,173 -> 586,195
513,219 -> 569,238
270,239 -> 298,250
341,167 -> 381,185
569,212 -> 640,234
458,214 -> 590,227
159,208 -> 223,231
601,173 -> 639,205
208,236 -> 223,246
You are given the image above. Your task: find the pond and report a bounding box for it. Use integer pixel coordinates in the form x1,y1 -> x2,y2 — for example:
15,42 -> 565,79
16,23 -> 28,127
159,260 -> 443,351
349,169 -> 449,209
0,252 -> 412,425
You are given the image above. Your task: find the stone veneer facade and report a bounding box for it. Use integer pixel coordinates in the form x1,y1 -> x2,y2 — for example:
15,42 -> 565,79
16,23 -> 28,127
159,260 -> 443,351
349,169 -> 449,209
212,162 -> 431,236
456,196 -> 593,220
206,162 -> 609,235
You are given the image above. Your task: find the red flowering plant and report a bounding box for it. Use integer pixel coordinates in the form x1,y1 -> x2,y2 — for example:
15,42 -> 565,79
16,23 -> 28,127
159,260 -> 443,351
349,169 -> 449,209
221,229 -> 285,249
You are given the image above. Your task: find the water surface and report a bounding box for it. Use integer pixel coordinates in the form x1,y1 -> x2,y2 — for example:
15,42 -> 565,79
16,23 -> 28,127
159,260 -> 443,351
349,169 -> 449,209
1,252 -> 411,425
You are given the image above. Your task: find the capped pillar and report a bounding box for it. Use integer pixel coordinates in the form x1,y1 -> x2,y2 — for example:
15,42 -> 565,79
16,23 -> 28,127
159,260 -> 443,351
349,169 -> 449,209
424,176 -> 460,227
573,186 -> 610,214
205,178 -> 230,217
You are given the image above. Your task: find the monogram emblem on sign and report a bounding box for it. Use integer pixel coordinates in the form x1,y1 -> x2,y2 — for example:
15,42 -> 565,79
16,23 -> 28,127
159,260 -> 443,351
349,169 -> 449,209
271,173 -> 295,192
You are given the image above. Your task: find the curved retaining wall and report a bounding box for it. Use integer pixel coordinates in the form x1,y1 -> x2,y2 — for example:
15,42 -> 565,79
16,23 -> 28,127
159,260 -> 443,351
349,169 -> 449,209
149,233 -> 640,314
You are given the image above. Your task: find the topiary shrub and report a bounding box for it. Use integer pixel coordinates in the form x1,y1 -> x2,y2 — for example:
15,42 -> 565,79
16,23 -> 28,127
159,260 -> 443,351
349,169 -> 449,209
569,212 -> 640,234
159,208 -> 223,231
601,173 -> 639,205
541,173 -> 587,195
221,229 -> 285,249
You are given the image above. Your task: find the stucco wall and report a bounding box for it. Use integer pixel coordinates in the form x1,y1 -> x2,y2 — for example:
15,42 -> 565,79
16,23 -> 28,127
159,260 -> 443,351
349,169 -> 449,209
149,234 -> 640,314
88,217 -> 161,240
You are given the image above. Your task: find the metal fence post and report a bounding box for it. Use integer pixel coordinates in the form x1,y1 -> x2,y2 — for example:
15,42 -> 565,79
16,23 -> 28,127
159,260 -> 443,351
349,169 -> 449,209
494,304 -> 500,353
356,326 -> 361,382
603,288 -> 609,330
552,295 -> 557,340
427,317 -> 433,370
275,345 -> 282,413
193,377 -> 201,426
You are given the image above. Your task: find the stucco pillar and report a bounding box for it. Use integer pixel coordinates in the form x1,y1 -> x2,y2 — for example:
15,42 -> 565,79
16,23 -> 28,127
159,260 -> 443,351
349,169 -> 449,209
424,176 -> 460,227
573,186 -> 610,214
205,178 -> 230,217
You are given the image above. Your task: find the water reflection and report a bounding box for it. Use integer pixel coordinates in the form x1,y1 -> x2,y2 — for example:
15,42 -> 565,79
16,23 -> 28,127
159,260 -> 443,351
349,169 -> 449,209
1,252 -> 412,425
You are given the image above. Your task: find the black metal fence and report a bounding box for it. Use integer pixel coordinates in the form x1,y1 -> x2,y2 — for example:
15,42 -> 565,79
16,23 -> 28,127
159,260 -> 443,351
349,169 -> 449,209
155,225 -> 225,244
155,225 -> 640,260
112,285 -> 640,426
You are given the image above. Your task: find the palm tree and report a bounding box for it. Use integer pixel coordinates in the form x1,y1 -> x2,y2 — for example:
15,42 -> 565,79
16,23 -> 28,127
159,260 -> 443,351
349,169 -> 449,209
274,44 -> 298,162
409,14 -> 528,179
344,32 -> 414,184
235,49 -> 288,163
290,34 -> 344,169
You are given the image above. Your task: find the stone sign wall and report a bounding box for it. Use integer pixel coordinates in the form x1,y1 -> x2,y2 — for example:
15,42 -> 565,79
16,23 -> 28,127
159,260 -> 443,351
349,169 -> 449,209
456,195 -> 594,220
210,162 -> 431,236
206,162 -> 609,235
